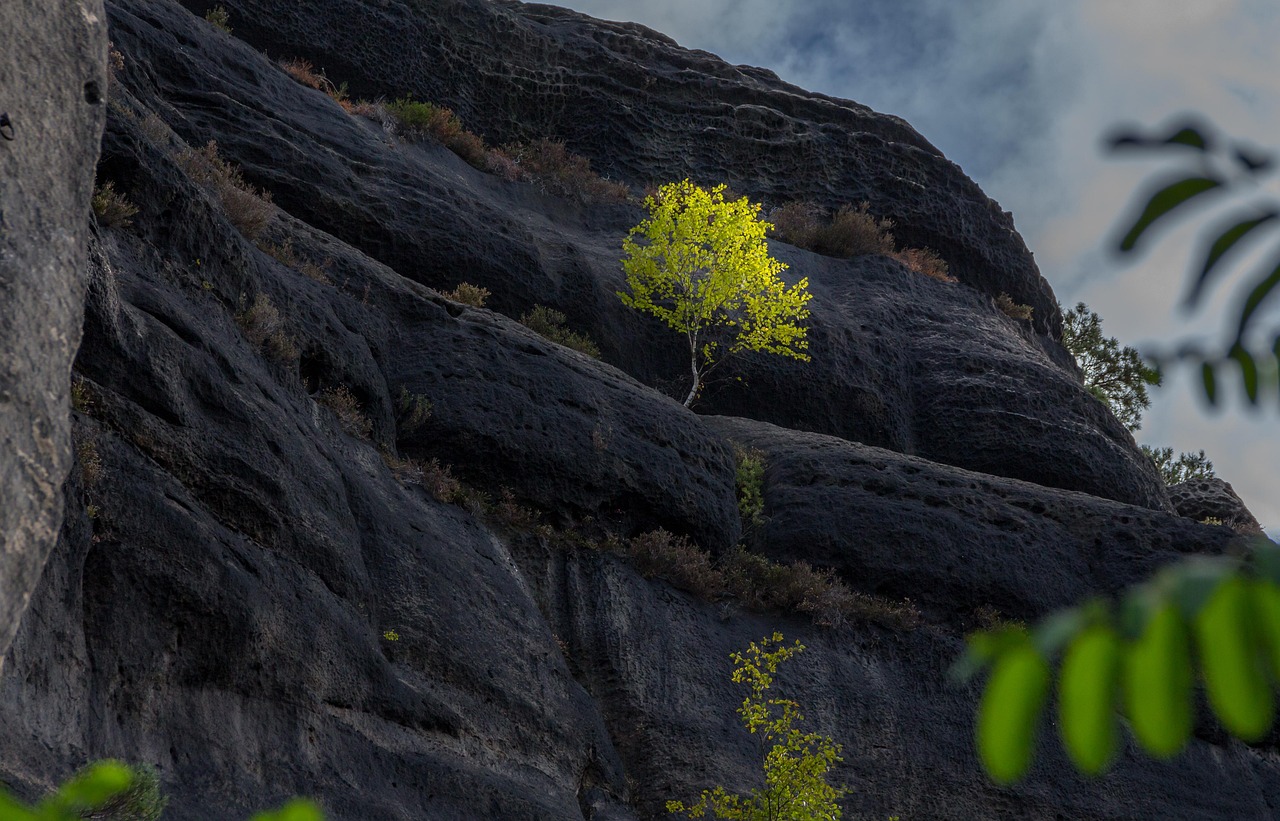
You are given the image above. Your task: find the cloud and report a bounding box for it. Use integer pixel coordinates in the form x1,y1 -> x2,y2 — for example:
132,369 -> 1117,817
559,0 -> 1280,534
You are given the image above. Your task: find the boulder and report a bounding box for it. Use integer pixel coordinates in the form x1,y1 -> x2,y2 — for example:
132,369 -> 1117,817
1170,477 -> 1265,535
0,0 -> 107,667
703,415 -> 1226,622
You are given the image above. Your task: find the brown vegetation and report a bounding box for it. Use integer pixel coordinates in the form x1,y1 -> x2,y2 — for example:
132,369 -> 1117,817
996,292 -> 1034,321
497,139 -> 629,202
317,386 -> 373,440
176,141 -> 274,239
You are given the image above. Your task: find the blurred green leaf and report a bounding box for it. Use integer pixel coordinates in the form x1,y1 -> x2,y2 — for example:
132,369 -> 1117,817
1119,176 -> 1222,252
1058,625 -> 1121,775
1253,541 -> 1280,586
1232,144 -> 1273,173
1109,123 -> 1213,152
1234,257 -> 1280,343
1031,608 -> 1085,659
1195,577 -> 1273,740
1188,211 -> 1279,307
1229,344 -> 1260,403
0,793 -> 38,821
1123,601 -> 1193,758
1201,359 -> 1218,405
1171,557 -> 1235,617
1251,580 -> 1280,683
36,761 -> 133,817
250,798 -> 326,821
977,642 -> 1050,784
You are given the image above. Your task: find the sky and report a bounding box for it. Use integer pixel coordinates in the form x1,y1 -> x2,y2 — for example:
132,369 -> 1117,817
558,0 -> 1280,535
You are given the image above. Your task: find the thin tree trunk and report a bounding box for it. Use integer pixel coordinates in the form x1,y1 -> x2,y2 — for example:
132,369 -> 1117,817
684,355 -> 700,407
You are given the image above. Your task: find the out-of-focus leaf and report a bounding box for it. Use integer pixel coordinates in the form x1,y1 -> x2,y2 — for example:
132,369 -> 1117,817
1229,344 -> 1260,403
1032,608 -> 1085,659
1123,601 -> 1193,757
1119,176 -> 1222,252
1233,144 -> 1273,173
1254,541 -> 1280,586
978,642 -> 1050,784
250,798 -> 326,821
1194,577 -> 1273,740
1059,625 -> 1122,775
37,761 -> 133,816
1235,257 -> 1280,342
1187,211 -> 1279,308
952,628 -> 1032,683
1172,557 -> 1234,617
0,793 -> 38,821
1202,360 -> 1218,405
1109,123 -> 1212,152
1251,580 -> 1280,683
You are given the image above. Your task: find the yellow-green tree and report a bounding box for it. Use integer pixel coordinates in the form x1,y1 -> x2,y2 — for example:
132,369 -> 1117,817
620,180 -> 811,407
668,633 -> 845,820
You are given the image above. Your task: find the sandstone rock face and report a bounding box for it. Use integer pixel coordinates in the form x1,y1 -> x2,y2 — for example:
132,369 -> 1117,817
110,0 -> 1168,510
3,1 -> 1276,819
0,0 -> 107,667
178,0 -> 1062,336
704,416 -> 1232,622
1170,477 -> 1265,535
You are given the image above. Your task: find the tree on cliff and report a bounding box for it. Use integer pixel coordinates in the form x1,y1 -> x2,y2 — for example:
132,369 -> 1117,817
1060,301 -> 1161,431
667,633 -> 845,820
620,180 -> 812,408
1141,445 -> 1216,485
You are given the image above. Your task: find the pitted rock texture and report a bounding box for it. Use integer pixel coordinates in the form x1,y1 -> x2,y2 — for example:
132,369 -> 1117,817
3,1 -> 1275,819
704,415 -> 1232,623
106,0 -> 1167,510
177,0 -> 1062,337
0,0 -> 107,665
1170,477 -> 1265,535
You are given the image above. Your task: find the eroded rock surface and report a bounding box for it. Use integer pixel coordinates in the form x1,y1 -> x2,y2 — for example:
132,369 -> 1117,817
0,0 -> 107,666
705,415 -> 1231,623
1170,477 -> 1265,535
103,0 -> 1166,509
2,1 -> 1275,819
188,0 -> 1061,336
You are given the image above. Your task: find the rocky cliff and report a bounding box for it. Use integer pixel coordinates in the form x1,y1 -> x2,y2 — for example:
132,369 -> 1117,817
1,1 -> 1274,819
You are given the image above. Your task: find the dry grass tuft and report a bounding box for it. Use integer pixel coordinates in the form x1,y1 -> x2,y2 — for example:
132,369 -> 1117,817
995,292 -> 1034,321
318,386 -> 373,440
257,237 -> 331,284
235,293 -> 297,362
395,388 -> 432,434
770,201 -> 895,257
498,139 -> 629,203
890,247 -> 954,282
76,436 -> 103,487
619,530 -> 725,599
71,377 -> 94,414
176,141 -> 274,239
204,5 -> 231,32
520,305 -> 601,358
92,181 -> 140,229
383,98 -> 490,169
279,58 -> 325,91
600,532 -> 920,630
441,282 -> 491,308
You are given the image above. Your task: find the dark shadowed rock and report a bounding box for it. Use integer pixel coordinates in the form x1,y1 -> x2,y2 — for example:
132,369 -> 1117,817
0,0 -> 107,667
1170,477 -> 1265,535
517,540 -> 1280,820
187,0 -> 1062,336
2,0 -> 1275,818
101,0 -> 1165,510
703,415 -> 1231,623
